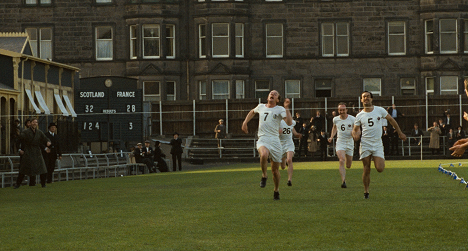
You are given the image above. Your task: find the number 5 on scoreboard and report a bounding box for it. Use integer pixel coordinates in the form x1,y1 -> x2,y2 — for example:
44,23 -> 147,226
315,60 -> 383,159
129,122 -> 133,130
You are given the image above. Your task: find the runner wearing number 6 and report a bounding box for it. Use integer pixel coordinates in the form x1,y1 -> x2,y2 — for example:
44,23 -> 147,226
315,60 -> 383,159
352,91 -> 406,199
328,102 -> 355,189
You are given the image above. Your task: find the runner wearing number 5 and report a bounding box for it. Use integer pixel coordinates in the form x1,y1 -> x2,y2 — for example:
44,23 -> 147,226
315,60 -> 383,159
352,91 -> 406,199
242,90 -> 293,200
328,102 -> 355,188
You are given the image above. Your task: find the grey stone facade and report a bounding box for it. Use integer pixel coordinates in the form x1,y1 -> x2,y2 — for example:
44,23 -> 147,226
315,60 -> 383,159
0,0 -> 467,100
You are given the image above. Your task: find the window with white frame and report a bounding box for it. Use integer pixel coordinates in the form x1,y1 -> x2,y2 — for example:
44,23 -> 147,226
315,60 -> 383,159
266,24 -> 283,58
130,25 -> 137,59
199,24 -> 206,58
464,20 -> 468,53
440,76 -> 458,95
440,19 -> 457,54
235,23 -> 244,58
255,80 -> 270,99
425,77 -> 434,96
25,0 -> 51,5
166,81 -> 176,100
236,80 -> 245,99
25,28 -> 52,60
143,24 -> 160,58
166,25 -> 175,59
199,80 -> 207,100
212,80 -> 230,99
321,22 -> 349,57
425,20 -> 434,54
96,26 -> 113,60
143,81 -> 160,101
363,78 -> 381,96
388,21 -> 406,55
315,79 -> 332,98
285,80 -> 300,99
400,78 -> 416,95
96,0 -> 112,3
212,23 -> 229,57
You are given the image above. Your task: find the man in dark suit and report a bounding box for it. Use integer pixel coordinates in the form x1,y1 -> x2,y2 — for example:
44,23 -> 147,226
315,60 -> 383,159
133,143 -> 152,174
410,123 -> 423,145
142,140 -> 155,173
43,123 -> 62,184
170,132 -> 183,171
297,123 -> 309,157
318,130 -> 328,161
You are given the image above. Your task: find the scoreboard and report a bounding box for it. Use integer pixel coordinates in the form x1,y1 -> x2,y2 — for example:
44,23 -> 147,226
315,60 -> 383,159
76,77 -> 143,144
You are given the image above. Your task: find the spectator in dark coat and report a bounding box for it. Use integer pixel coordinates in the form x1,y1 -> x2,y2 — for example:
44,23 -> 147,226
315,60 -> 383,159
410,123 -> 423,145
455,126 -> 465,140
43,123 -> 62,183
153,141 -> 168,172
13,118 -> 51,189
318,130 -> 328,161
142,140 -> 155,173
312,110 -> 325,132
297,123 -> 309,157
133,143 -> 152,173
382,126 -> 390,155
170,132 -> 183,171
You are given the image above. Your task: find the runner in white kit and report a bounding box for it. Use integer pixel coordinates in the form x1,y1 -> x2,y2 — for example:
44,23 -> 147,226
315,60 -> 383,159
242,90 -> 293,200
352,91 -> 406,199
279,119 -> 301,187
328,102 -> 355,188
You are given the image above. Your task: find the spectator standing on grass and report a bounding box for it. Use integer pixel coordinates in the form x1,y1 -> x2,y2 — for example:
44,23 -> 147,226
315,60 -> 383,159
293,112 -> 304,134
307,125 -> 318,159
352,92 -> 406,199
450,79 -> 468,157
328,103 -> 356,188
297,122 -> 309,157
428,122 -> 441,155
43,123 -> 62,183
170,132 -> 183,172
318,130 -> 328,161
13,118 -> 51,189
242,90 -> 292,200
382,126 -> 390,155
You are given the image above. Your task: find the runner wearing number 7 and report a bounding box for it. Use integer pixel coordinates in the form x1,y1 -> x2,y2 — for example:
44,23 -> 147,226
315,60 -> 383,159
242,90 -> 293,200
352,91 -> 406,199
328,102 -> 355,188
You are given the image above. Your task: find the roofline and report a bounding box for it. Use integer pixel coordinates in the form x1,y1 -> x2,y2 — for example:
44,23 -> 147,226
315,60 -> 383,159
0,48 -> 80,72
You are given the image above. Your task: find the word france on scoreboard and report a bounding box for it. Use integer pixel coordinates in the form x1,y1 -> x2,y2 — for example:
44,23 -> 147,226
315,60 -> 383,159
75,88 -> 143,143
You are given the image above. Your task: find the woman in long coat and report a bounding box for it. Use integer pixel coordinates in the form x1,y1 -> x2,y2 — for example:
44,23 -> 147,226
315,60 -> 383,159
13,118 -> 51,188
428,121 -> 441,155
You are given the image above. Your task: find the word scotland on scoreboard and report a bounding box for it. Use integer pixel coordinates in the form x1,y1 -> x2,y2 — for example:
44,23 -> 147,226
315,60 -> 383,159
76,77 -> 143,144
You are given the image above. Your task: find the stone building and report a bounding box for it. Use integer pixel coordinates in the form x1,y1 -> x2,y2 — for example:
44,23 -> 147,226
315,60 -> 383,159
0,0 -> 466,101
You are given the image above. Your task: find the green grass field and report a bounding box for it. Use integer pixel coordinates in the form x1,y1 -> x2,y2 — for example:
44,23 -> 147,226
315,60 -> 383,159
1,159 -> 467,250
